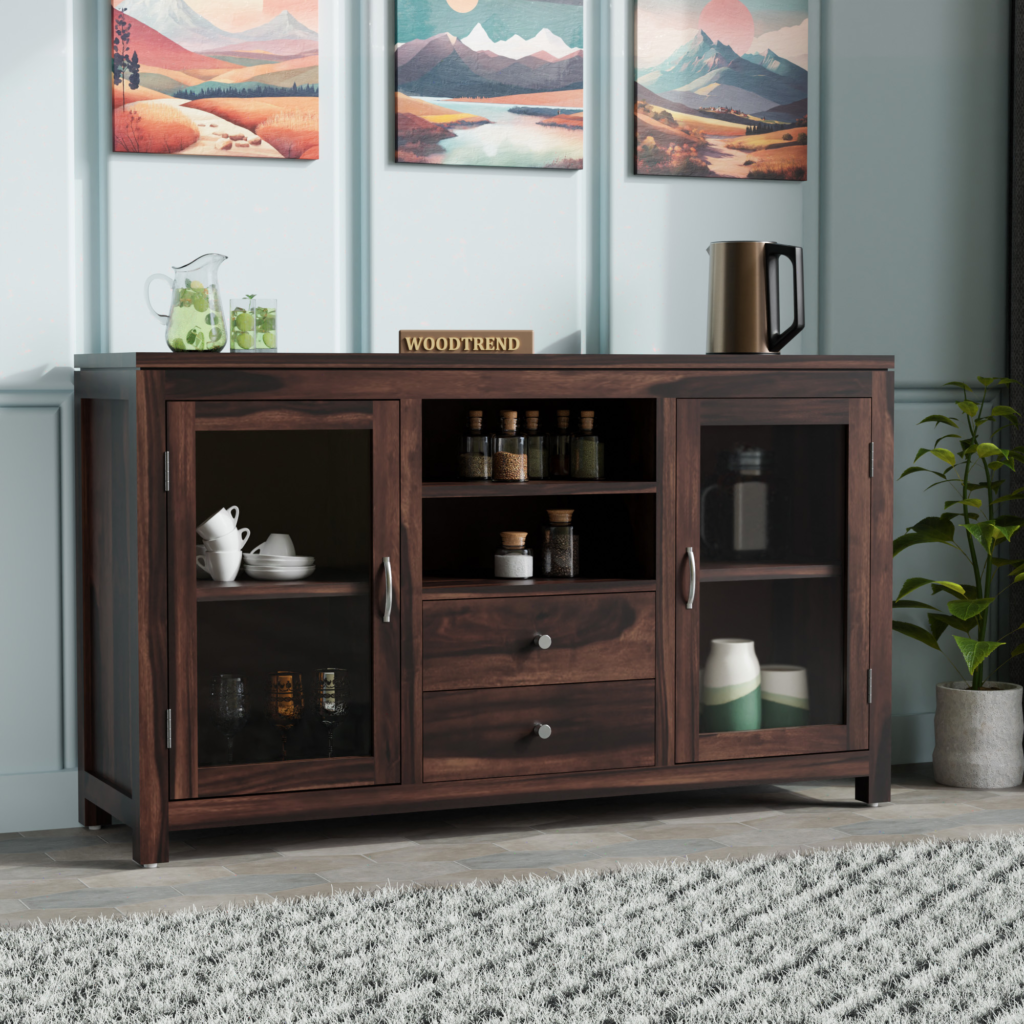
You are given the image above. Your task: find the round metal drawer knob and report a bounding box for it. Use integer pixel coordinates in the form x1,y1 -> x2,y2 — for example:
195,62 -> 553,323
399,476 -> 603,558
534,634 -> 552,650
533,722 -> 552,739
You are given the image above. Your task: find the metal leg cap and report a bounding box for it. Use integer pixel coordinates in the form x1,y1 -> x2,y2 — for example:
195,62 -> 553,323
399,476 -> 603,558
868,802 -> 881,808
141,863 -> 158,869
86,825 -> 103,831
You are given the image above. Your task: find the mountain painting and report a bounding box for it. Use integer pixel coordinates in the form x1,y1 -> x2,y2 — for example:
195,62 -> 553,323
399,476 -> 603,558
395,0 -> 583,170
635,0 -> 808,179
111,0 -> 318,158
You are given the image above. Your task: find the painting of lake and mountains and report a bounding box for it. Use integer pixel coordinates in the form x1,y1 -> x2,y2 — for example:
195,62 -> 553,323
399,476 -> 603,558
396,0 -> 583,170
111,0 -> 318,158
636,0 -> 808,179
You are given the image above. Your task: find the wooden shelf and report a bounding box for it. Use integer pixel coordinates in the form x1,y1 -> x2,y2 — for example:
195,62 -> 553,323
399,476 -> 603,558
197,570 -> 369,602
700,563 -> 842,583
422,577 -> 656,599
422,480 -> 657,498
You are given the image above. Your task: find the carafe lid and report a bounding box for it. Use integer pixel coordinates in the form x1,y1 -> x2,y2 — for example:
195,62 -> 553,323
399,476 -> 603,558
500,531 -> 528,548
547,509 -> 574,524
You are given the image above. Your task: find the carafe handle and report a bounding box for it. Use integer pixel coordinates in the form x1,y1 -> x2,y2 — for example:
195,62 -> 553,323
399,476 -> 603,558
764,243 -> 804,352
144,273 -> 174,325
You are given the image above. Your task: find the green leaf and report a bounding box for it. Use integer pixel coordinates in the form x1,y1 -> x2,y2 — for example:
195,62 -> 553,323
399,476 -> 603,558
948,597 -> 995,620
977,377 -> 996,386
954,637 -> 1004,674
991,557 -> 1024,567
975,443 -> 1005,458
914,447 -> 932,463
918,414 -> 960,428
957,401 -> 980,417
893,620 -> 941,650
998,378 -> 1019,386
928,448 -> 957,467
944,499 -> 982,509
896,577 -> 938,601
945,381 -> 973,391
899,466 -> 944,480
991,405 -> 1021,425
893,599 -> 939,610
931,581 -> 970,598
1009,643 -> 1024,660
911,517 -> 956,542
929,612 -> 978,637
964,522 -> 1001,552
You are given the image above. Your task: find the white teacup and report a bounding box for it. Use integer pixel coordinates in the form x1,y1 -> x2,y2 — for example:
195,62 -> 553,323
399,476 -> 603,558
196,549 -> 243,582
249,533 -> 295,557
203,527 -> 250,552
197,506 -> 240,541
196,544 -> 211,579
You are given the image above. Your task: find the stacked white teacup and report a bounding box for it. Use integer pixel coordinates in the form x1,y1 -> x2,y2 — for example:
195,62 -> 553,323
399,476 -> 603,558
243,533 -> 315,580
196,506 -> 250,582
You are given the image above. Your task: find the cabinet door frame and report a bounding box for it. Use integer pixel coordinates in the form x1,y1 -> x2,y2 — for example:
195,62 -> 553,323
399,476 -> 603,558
166,399 -> 401,799
675,397 -> 871,763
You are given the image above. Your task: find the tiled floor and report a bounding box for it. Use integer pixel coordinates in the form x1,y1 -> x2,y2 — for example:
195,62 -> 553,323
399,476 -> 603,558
3,763 -> 1023,927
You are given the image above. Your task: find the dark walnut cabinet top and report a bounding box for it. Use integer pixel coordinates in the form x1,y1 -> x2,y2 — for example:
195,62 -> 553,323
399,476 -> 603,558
74,353 -> 893,865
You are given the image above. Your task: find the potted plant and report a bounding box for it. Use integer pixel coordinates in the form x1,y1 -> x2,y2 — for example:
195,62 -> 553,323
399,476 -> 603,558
893,376 -> 1024,788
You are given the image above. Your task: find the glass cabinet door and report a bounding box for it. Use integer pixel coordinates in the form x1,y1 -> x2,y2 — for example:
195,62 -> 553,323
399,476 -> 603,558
676,399 -> 871,763
166,401 -> 400,799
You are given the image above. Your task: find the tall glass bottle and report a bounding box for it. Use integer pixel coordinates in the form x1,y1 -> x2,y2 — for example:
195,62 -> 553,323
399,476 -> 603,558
492,410 -> 528,482
551,409 -> 572,478
524,410 -> 548,480
542,509 -> 579,578
460,409 -> 491,480
571,410 -> 605,480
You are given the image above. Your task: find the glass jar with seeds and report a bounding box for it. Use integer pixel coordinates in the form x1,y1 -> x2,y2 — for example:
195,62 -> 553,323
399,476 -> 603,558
542,509 -> 579,578
551,409 -> 572,478
571,410 -> 605,479
460,409 -> 492,480
492,410 -> 528,482
494,532 -> 533,578
524,410 -> 548,479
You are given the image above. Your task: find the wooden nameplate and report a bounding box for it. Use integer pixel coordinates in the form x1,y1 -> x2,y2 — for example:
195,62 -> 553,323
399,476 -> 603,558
399,330 -> 533,354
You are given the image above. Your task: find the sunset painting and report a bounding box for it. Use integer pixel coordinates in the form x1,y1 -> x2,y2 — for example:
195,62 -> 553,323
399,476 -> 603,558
635,0 -> 808,179
111,0 -> 319,159
395,0 -> 583,170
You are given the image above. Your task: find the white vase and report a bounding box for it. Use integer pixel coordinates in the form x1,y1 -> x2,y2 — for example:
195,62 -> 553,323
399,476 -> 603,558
933,681 -> 1024,789
760,664 -> 810,729
700,638 -> 761,732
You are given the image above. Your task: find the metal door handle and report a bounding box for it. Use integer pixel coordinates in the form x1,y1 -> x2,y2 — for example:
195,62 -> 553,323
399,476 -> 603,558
534,634 -> 552,649
383,556 -> 392,623
685,546 -> 696,610
533,722 -> 552,739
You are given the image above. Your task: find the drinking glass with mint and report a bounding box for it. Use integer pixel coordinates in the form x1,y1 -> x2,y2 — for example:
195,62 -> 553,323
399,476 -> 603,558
230,295 -> 278,352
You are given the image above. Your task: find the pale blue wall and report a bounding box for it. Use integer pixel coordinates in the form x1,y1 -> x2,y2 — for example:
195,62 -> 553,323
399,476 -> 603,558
0,0 -> 1010,829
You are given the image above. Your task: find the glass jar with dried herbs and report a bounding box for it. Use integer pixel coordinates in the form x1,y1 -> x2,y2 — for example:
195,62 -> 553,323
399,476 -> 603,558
551,409 -> 572,478
542,509 -> 579,578
460,409 -> 492,480
524,409 -> 548,480
492,410 -> 528,482
571,410 -> 605,479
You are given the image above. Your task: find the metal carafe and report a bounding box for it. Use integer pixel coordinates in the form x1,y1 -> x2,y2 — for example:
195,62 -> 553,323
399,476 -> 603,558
706,241 -> 805,354
145,253 -> 228,352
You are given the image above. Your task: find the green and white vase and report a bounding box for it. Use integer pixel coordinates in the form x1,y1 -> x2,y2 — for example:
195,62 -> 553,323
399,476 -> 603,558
700,638 -> 761,732
760,664 -> 810,728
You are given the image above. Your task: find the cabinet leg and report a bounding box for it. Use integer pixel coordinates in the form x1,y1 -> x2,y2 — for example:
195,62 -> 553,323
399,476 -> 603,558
81,799 -> 113,830
132,817 -> 169,867
855,773 -> 891,806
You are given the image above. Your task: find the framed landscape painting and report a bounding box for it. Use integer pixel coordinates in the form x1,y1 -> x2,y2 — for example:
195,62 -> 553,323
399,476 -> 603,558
395,0 -> 583,169
111,0 -> 319,159
635,0 -> 808,179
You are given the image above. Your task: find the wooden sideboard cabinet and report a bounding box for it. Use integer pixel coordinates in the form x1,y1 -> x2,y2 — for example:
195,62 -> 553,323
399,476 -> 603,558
74,353 -> 894,866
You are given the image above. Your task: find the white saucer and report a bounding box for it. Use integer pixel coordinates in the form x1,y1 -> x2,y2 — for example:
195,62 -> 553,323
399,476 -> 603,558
244,565 -> 316,581
243,554 -> 315,567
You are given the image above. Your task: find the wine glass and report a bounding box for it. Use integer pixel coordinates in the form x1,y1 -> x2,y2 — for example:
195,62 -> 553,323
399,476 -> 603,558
315,668 -> 348,758
211,674 -> 247,763
268,670 -> 303,760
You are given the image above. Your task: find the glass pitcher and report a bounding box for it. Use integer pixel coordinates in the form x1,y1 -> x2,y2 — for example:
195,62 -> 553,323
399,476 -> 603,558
145,253 -> 228,352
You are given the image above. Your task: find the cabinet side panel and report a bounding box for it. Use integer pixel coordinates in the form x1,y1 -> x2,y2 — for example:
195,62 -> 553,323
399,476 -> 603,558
80,398 -> 134,796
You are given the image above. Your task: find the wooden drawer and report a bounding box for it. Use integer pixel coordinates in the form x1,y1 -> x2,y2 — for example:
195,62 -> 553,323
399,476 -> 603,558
422,591 -> 656,691
422,679 -> 655,782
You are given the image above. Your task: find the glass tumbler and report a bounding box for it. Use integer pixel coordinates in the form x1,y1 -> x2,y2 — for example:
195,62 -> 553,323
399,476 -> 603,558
230,298 -> 278,352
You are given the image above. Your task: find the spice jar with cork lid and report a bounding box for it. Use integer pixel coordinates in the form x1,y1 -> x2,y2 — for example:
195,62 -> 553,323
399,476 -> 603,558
551,409 -> 571,478
495,532 -> 533,578
459,409 -> 491,480
571,410 -> 605,479
524,410 -> 548,479
542,509 -> 579,578
492,410 -> 528,482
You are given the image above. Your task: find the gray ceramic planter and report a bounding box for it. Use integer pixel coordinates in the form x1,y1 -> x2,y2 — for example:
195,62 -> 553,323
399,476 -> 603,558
933,681 -> 1024,789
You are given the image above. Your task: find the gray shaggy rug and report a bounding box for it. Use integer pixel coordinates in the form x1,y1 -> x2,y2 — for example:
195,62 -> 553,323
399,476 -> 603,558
3,834 -> 1024,1023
